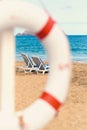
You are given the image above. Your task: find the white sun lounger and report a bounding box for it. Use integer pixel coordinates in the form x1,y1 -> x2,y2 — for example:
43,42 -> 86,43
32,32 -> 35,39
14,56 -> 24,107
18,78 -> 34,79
16,54 -> 38,73
31,56 -> 49,74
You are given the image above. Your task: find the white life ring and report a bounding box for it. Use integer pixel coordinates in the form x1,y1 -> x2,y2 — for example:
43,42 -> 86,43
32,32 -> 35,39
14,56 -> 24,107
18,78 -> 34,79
0,1 -> 72,130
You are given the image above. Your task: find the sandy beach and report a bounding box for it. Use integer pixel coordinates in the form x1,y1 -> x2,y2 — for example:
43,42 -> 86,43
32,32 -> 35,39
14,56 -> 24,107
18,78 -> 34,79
15,62 -> 87,130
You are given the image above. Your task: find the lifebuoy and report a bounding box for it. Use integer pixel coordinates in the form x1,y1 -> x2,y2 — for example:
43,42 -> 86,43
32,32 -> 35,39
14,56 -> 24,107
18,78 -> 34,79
0,1 -> 72,130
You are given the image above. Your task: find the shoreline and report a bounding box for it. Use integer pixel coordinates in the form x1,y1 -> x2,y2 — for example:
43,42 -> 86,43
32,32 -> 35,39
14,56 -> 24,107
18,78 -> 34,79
16,60 -> 87,63
72,61 -> 87,64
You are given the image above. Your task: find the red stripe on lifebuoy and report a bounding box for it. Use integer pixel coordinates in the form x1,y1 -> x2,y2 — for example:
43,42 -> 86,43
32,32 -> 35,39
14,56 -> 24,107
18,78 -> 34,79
40,92 -> 62,111
36,17 -> 55,39
58,63 -> 70,70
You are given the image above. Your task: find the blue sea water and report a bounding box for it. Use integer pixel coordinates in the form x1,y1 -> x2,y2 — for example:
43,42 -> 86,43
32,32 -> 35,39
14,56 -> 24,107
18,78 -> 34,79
15,35 -> 87,62
69,35 -> 87,62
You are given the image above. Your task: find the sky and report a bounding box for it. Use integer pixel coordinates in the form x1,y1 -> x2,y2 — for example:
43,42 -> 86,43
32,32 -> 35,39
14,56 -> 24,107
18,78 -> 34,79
15,0 -> 87,35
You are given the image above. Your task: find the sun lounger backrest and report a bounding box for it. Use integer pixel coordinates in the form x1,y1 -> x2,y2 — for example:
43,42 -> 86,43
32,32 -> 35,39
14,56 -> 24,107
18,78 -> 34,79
39,58 -> 46,70
31,57 -> 40,67
28,57 -> 35,66
21,54 -> 32,67
31,57 -> 45,70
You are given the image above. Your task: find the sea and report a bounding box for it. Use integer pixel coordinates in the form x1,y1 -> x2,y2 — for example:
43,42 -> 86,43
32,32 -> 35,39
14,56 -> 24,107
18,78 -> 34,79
15,35 -> 87,62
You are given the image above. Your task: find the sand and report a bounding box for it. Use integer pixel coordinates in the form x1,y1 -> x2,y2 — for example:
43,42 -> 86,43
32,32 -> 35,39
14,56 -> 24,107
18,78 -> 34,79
15,62 -> 87,130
